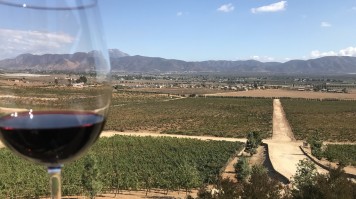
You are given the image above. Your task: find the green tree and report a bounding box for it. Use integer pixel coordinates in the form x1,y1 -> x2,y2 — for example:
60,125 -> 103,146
81,153 -> 102,199
312,166 -> 356,199
292,164 -> 356,199
196,185 -> 213,199
76,75 -> 87,83
218,178 -> 242,199
292,159 -> 318,189
245,132 -> 262,155
291,159 -> 319,198
242,165 -> 283,199
234,157 -> 251,181
307,132 -> 323,159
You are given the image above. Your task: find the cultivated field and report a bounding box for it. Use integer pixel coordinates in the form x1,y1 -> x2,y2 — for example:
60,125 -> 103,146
0,136 -> 243,198
106,91 -> 273,138
0,85 -> 111,114
281,99 -> 356,142
1,77 -> 356,198
322,144 -> 356,166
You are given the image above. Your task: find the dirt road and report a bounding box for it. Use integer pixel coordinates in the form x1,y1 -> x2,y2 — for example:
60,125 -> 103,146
102,131 -> 247,142
265,99 -> 327,181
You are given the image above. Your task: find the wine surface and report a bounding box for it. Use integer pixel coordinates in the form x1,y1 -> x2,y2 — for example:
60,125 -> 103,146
0,111 -> 105,165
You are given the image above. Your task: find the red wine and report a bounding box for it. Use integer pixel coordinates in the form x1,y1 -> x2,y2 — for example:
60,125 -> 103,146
0,111 -> 105,166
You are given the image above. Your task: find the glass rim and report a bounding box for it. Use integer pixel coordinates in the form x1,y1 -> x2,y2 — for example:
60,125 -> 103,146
0,0 -> 97,10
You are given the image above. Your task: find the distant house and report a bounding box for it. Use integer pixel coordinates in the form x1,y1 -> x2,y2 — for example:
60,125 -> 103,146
231,86 -> 237,90
73,82 -> 84,88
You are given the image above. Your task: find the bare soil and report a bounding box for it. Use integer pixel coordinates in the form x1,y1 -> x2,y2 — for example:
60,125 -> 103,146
249,146 -> 266,166
221,156 -> 239,182
206,89 -> 356,100
101,131 -> 247,142
61,190 -> 198,199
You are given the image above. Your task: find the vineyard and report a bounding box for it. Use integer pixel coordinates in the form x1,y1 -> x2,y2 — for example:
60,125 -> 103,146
281,99 -> 356,141
106,91 -> 273,138
0,135 -> 243,198
322,144 -> 356,166
0,85 -> 111,112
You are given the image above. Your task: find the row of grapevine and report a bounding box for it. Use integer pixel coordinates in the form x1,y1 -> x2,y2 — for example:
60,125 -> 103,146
322,144 -> 356,166
281,99 -> 356,141
106,92 -> 273,138
0,135 -> 243,198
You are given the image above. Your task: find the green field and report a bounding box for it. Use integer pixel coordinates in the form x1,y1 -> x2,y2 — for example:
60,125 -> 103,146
0,136 -> 243,198
322,144 -> 356,166
106,91 -> 273,138
281,99 -> 356,141
0,85 -> 111,112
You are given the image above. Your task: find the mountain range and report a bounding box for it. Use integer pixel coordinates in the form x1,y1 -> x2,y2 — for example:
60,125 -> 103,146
1,49 -> 356,74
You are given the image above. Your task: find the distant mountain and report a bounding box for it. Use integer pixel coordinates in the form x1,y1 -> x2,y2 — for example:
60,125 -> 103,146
271,56 -> 356,74
110,56 -> 282,73
110,54 -> 356,74
1,49 -> 356,74
0,52 -> 94,71
108,49 -> 129,58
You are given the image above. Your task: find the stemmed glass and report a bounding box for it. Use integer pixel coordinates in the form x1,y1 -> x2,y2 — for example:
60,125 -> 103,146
0,1 -> 111,198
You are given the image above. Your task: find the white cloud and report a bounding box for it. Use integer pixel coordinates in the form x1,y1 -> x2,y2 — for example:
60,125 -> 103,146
310,50 -> 337,58
310,47 -> 356,58
352,6 -> 356,11
251,1 -> 287,14
217,3 -> 234,13
177,12 -> 183,16
251,55 -> 275,62
321,21 -> 332,27
0,29 -> 73,59
339,47 -> 356,56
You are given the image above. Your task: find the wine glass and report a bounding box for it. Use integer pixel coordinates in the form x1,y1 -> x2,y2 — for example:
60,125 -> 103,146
0,0 -> 111,198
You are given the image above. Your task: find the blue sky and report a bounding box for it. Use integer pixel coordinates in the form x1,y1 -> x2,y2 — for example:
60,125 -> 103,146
98,0 -> 356,62
0,1 -> 355,62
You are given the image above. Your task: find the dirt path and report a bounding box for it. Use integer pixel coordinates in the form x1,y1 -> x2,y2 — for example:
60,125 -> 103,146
265,99 -> 328,181
221,156 -> 239,181
221,148 -> 246,182
271,99 -> 295,142
0,131 -> 246,149
102,131 -> 247,142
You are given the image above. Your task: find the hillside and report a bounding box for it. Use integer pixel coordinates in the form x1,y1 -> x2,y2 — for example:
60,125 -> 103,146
1,49 -> 356,74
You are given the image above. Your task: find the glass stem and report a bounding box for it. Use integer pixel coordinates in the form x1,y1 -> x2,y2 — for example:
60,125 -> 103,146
48,166 -> 62,199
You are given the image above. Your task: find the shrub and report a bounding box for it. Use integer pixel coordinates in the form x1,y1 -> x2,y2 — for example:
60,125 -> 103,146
234,157 -> 251,181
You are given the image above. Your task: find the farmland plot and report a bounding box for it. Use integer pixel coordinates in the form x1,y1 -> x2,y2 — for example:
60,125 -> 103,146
106,91 -> 273,138
281,99 -> 356,141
